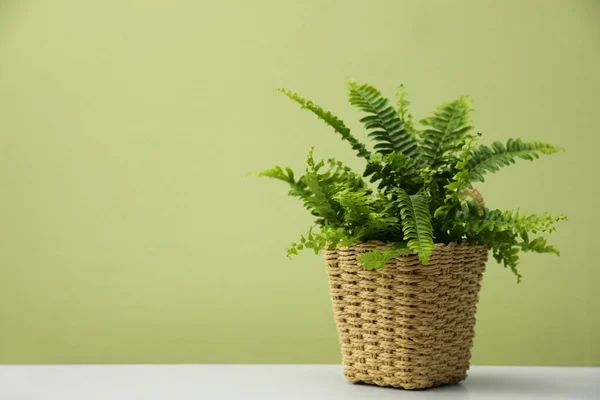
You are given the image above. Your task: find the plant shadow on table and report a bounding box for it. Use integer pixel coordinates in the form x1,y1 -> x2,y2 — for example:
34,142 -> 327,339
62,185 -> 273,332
455,372 -> 570,396
351,372 -> 567,398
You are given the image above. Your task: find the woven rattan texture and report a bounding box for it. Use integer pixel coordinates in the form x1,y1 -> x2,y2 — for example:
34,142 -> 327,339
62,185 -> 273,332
324,241 -> 488,390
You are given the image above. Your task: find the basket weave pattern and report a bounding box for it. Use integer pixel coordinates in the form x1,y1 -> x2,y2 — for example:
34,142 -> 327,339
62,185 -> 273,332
324,241 -> 488,390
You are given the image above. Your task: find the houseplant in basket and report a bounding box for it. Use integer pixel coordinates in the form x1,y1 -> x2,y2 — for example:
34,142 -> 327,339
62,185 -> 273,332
254,80 -> 566,390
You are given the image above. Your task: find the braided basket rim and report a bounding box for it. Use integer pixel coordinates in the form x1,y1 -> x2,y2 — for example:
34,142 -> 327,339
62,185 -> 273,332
326,240 -> 488,254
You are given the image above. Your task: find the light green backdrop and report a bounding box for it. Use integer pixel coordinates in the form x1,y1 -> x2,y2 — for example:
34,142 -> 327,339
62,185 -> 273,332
0,0 -> 598,365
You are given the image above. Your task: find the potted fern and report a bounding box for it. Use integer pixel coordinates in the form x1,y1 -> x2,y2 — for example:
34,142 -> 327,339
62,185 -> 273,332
255,80 -> 565,390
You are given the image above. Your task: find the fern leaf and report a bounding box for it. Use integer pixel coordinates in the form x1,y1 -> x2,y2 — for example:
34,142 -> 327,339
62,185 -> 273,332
419,96 -> 474,168
277,89 -> 370,158
396,189 -> 435,264
434,134 -> 479,219
492,243 -> 522,282
459,208 -> 567,235
468,138 -> 564,182
333,188 -> 373,225
364,152 -> 422,195
287,226 -> 328,258
520,236 -> 560,256
348,81 -> 418,158
301,173 -> 341,225
395,84 -> 417,135
257,166 -> 294,184
357,244 -> 410,270
256,165 -> 313,199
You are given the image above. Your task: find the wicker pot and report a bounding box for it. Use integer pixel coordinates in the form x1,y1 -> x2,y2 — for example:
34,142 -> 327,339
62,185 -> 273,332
324,241 -> 488,390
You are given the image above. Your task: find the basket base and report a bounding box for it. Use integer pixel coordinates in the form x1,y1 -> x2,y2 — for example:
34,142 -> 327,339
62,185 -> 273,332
344,371 -> 468,390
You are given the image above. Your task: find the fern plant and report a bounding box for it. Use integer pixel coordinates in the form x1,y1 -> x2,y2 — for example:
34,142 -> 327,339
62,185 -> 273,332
254,80 -> 565,282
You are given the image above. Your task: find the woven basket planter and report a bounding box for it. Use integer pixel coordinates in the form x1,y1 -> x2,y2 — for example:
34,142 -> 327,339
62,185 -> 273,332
324,241 -> 488,390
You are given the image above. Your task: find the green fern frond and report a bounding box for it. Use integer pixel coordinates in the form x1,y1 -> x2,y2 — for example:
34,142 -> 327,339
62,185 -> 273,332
286,226 -> 327,257
491,242 -> 522,282
257,166 -> 294,184
286,224 -> 348,258
256,166 -> 310,198
520,235 -> 560,256
257,149 -> 371,229
395,84 -> 417,136
277,89 -> 370,158
444,133 -> 478,191
464,209 -> 567,235
348,81 -> 418,158
454,209 -> 565,282
344,210 -> 402,243
300,173 -> 341,224
333,188 -> 374,225
357,244 -> 410,270
468,138 -> 564,182
419,96 -> 474,168
396,189 -> 435,264
434,134 -> 479,219
363,152 -> 422,194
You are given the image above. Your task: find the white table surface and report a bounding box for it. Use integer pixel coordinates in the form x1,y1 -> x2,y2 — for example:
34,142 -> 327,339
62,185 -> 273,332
0,365 -> 598,399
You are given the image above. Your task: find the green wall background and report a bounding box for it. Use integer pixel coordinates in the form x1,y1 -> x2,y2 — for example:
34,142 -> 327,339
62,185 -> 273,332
0,0 -> 598,365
